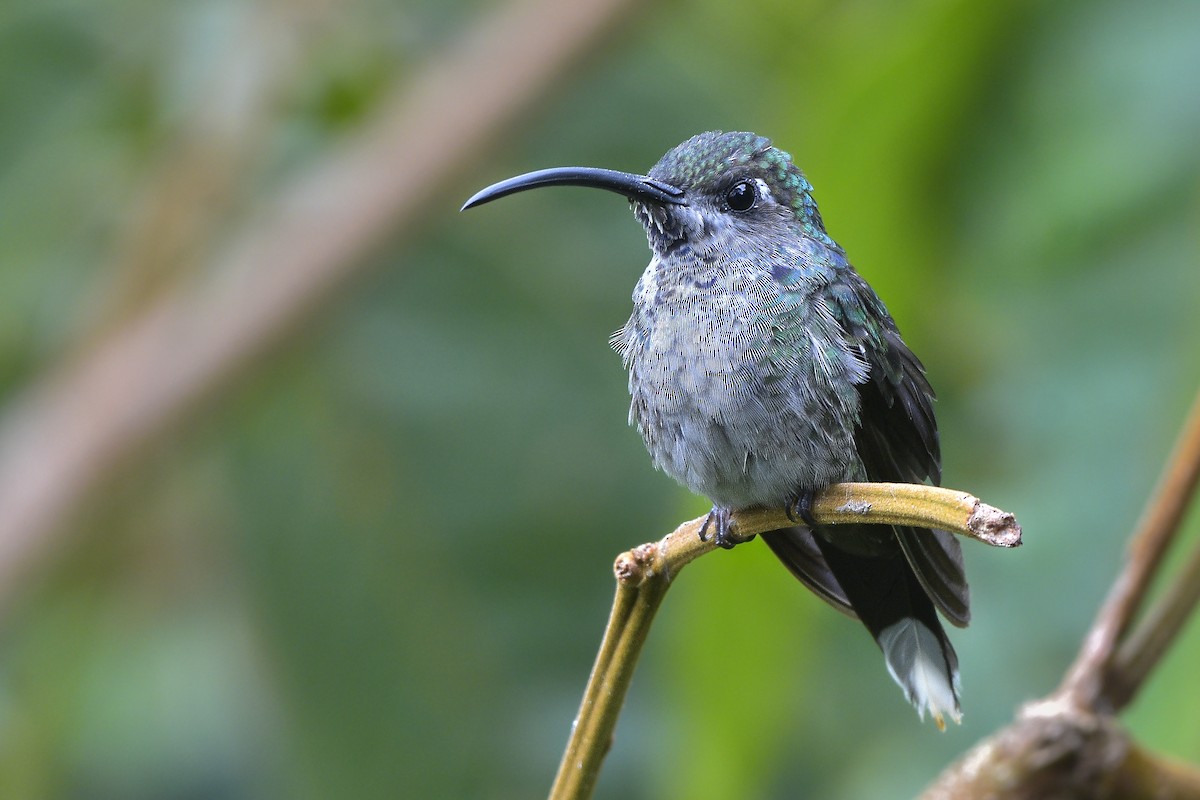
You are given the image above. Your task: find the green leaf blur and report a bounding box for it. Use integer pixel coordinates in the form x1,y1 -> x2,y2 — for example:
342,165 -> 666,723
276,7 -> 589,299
1,0 -> 1198,798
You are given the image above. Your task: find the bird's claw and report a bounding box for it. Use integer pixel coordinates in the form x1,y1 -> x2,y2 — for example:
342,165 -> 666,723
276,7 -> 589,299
786,489 -> 818,527
698,506 -> 755,550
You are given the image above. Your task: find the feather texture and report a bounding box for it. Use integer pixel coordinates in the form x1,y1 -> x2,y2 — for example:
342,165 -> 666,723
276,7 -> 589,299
877,618 -> 961,730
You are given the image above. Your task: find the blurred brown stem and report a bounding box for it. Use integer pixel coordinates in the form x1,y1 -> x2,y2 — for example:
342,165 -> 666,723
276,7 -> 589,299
1110,538 -> 1200,708
1107,391 -> 1200,708
95,2 -> 319,328
1060,389 -> 1200,712
924,385 -> 1200,798
549,481 -> 1022,800
0,0 -> 642,609
922,700 -> 1200,799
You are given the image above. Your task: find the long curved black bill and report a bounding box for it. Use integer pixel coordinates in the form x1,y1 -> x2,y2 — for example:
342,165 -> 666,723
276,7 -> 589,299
461,167 -> 685,211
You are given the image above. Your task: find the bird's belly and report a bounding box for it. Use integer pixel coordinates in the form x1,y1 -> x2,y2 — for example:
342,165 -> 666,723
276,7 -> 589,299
626,313 -> 860,511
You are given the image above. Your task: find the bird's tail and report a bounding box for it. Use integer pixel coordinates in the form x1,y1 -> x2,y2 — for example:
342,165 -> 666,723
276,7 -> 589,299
762,525 -> 961,728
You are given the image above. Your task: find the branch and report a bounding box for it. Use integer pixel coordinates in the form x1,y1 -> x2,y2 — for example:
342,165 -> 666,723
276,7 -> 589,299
1059,389 -> 1200,711
924,385 -> 1200,797
0,0 -> 642,610
921,698 -> 1200,799
548,481 -> 1021,800
96,1 -> 315,321
1110,537 -> 1200,708
618,482 -> 1019,582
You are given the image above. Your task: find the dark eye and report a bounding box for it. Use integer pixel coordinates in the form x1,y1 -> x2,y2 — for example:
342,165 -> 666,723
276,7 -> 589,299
725,180 -> 756,212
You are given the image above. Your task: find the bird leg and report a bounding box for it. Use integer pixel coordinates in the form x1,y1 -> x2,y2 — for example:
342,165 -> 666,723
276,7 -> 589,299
698,505 -> 755,549
786,488 -> 819,528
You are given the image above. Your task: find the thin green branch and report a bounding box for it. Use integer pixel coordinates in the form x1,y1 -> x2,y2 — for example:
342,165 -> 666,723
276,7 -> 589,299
549,574 -> 668,800
548,481 -> 1022,800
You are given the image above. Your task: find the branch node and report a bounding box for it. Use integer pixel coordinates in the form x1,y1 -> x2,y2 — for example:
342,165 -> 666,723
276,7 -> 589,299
613,542 -> 659,586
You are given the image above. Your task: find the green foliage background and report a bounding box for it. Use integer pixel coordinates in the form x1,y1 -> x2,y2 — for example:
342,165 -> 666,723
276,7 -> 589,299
2,0 -> 1199,797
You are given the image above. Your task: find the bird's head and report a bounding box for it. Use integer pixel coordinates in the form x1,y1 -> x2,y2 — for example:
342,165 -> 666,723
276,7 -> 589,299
462,131 -> 828,258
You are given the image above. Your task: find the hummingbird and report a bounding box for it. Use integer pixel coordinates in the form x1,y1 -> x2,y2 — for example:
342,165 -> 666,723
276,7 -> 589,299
462,131 -> 969,728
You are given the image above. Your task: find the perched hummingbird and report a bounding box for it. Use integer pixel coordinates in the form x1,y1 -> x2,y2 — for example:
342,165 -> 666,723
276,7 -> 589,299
462,131 -> 969,728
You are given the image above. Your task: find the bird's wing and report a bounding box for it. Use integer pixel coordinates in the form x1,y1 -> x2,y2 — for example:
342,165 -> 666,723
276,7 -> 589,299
760,526 -> 858,619
829,271 -> 971,627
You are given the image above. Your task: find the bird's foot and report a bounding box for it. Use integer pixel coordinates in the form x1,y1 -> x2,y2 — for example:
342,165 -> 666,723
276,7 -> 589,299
698,506 -> 754,550
786,489 -> 818,527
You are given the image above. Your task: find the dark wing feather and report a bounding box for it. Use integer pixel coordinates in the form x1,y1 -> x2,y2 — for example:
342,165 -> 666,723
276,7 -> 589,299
832,274 -> 970,627
761,526 -> 857,619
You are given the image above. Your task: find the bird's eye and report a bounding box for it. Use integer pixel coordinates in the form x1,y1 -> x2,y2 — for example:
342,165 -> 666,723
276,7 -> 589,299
725,180 -> 756,212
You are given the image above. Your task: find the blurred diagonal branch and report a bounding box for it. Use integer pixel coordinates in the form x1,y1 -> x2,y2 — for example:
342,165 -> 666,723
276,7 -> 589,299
96,1 -> 319,325
1111,527 -> 1200,707
922,386 -> 1200,799
0,0 -> 642,607
1058,389 -> 1200,712
1084,389 -> 1200,710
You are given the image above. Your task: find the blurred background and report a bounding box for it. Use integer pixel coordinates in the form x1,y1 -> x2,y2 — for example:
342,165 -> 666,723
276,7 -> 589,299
2,0 -> 1199,797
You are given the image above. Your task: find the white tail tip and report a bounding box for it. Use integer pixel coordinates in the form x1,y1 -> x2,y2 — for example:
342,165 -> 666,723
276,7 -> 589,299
877,618 -> 961,729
